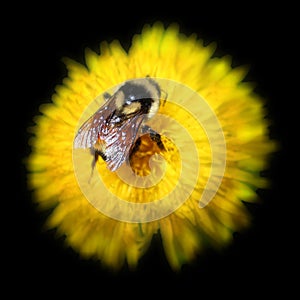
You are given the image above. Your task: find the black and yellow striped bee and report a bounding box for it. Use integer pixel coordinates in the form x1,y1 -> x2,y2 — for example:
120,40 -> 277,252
74,77 -> 166,171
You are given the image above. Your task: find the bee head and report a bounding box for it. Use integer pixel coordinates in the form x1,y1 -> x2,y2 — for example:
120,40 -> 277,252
115,78 -> 161,118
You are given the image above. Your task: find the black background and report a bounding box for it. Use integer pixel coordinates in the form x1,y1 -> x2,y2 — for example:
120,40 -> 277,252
10,2 -> 294,297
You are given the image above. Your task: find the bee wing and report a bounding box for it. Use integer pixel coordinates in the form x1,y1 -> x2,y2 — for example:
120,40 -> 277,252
104,114 -> 145,171
74,96 -> 117,149
74,93 -> 146,172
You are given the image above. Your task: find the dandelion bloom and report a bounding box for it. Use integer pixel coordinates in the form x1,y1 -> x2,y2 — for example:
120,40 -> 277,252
27,22 -> 277,270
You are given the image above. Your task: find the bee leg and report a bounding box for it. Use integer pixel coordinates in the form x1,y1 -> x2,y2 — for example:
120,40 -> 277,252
88,150 -> 97,183
141,125 -> 165,150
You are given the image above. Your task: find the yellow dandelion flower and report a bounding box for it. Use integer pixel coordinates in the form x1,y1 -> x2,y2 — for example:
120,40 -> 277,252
27,22 -> 277,271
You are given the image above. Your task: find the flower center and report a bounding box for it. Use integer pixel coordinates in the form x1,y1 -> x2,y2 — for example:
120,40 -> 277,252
129,134 -> 166,176
93,133 -> 181,204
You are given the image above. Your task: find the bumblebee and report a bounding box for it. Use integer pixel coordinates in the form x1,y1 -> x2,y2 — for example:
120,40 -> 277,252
74,77 -> 165,171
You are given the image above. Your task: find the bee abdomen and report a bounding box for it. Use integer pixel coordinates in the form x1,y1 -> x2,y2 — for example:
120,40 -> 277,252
95,149 -> 107,161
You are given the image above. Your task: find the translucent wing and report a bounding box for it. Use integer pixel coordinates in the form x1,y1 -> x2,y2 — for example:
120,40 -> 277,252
74,94 -> 146,171
74,95 -> 117,149
104,114 -> 145,171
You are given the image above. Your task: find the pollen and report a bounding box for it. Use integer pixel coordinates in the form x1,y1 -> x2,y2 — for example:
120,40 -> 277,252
129,134 -> 167,176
